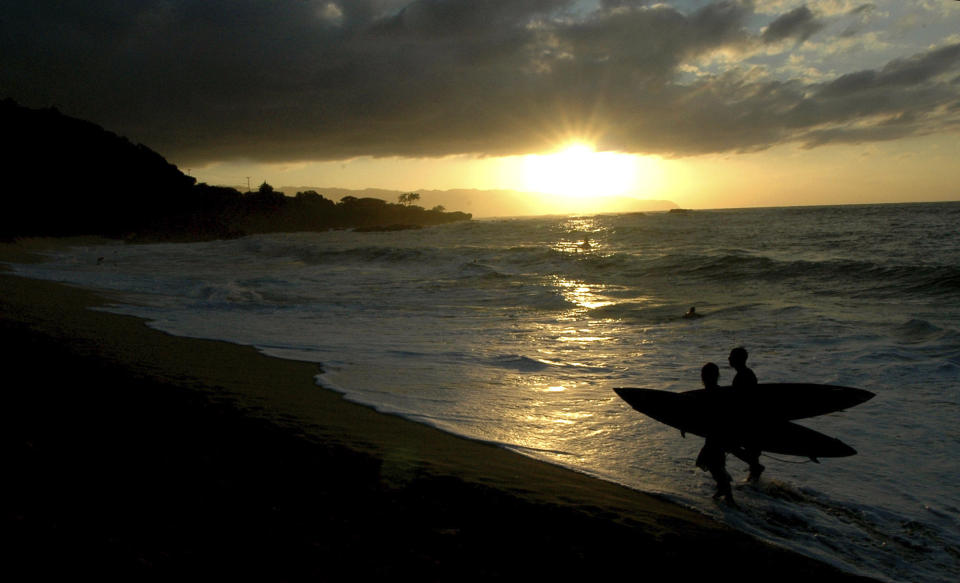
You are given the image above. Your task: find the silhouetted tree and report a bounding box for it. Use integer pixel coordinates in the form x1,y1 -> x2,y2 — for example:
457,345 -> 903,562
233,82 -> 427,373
398,192 -> 421,205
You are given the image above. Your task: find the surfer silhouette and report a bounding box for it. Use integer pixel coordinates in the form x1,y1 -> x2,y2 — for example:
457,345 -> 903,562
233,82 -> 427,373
695,362 -> 736,506
728,347 -> 764,482
683,306 -> 701,319
729,347 -> 757,388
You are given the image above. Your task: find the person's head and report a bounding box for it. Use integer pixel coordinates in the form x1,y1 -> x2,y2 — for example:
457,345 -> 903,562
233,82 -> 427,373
701,362 -> 720,388
728,347 -> 748,369
688,306 -> 696,313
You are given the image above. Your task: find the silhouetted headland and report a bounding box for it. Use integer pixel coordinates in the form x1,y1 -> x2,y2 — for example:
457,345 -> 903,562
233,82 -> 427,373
1,99 -> 471,242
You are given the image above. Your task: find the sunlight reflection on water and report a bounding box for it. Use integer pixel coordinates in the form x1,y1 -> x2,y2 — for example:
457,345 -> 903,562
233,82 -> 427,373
9,204 -> 960,583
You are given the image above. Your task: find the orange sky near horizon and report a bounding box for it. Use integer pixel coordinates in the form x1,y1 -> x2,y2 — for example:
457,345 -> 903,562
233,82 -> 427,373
191,130 -> 959,215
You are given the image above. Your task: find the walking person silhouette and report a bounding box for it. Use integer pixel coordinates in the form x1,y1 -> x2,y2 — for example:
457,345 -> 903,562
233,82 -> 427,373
695,362 -> 737,506
728,347 -> 764,482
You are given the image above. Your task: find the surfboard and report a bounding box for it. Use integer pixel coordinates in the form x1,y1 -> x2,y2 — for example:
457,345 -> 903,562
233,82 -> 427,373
618,383 -> 874,421
613,387 -> 862,459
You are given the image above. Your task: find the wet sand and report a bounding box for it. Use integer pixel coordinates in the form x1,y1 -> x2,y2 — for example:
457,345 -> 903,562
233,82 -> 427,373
2,239 -> 878,581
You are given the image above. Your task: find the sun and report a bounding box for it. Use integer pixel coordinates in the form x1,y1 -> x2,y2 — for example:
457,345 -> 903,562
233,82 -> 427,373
522,142 -> 639,200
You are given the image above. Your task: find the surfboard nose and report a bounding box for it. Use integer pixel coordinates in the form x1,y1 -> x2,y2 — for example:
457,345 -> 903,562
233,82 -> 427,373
846,386 -> 876,407
833,439 -> 857,457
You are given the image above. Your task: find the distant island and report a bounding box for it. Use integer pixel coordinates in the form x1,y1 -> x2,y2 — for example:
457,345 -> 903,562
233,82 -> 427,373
1,100 -> 471,242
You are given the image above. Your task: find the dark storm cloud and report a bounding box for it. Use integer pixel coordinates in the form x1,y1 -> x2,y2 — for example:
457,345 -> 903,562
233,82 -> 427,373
761,5 -> 824,44
2,0 -> 959,163
823,43 -> 960,95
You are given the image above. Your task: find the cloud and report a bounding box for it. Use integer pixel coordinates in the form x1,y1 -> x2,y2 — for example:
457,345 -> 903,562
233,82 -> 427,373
761,5 -> 825,44
839,3 -> 876,37
1,0 -> 959,164
819,43 -> 960,97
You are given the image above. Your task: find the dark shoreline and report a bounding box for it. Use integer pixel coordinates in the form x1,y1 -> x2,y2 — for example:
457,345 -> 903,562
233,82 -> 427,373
2,240 -> 879,581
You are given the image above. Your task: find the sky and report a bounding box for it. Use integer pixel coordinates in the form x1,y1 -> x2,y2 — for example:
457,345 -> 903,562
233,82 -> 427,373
2,1 -> 959,214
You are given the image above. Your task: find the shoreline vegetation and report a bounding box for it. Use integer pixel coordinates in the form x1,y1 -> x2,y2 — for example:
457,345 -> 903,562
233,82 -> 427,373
0,240 -> 879,580
1,100 -> 471,242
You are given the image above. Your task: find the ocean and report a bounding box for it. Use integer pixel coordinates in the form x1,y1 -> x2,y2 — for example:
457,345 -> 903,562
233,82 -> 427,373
8,202 -> 959,582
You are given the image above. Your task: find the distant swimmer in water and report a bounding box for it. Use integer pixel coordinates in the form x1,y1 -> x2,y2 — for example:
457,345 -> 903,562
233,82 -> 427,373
728,346 -> 764,482
683,306 -> 702,319
579,237 -> 592,250
695,362 -> 736,506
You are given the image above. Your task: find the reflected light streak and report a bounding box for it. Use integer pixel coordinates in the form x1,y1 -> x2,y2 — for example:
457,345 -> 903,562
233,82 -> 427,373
553,276 -> 614,311
558,335 -> 610,343
553,217 -> 609,255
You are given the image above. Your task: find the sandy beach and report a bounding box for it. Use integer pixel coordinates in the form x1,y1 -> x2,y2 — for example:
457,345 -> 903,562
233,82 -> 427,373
2,239 -> 879,581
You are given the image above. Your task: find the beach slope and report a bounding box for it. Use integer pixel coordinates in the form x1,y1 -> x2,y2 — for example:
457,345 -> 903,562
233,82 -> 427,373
1,240 -> 877,581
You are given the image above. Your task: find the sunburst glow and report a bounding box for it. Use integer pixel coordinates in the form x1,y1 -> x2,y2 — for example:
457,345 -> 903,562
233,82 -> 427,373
522,142 -> 639,199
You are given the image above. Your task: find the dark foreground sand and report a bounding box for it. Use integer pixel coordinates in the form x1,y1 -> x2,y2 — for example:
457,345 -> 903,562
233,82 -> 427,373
2,240 -> 878,581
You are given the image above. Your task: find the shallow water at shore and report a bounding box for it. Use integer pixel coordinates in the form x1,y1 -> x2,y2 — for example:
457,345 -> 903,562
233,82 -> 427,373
8,203 -> 960,582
